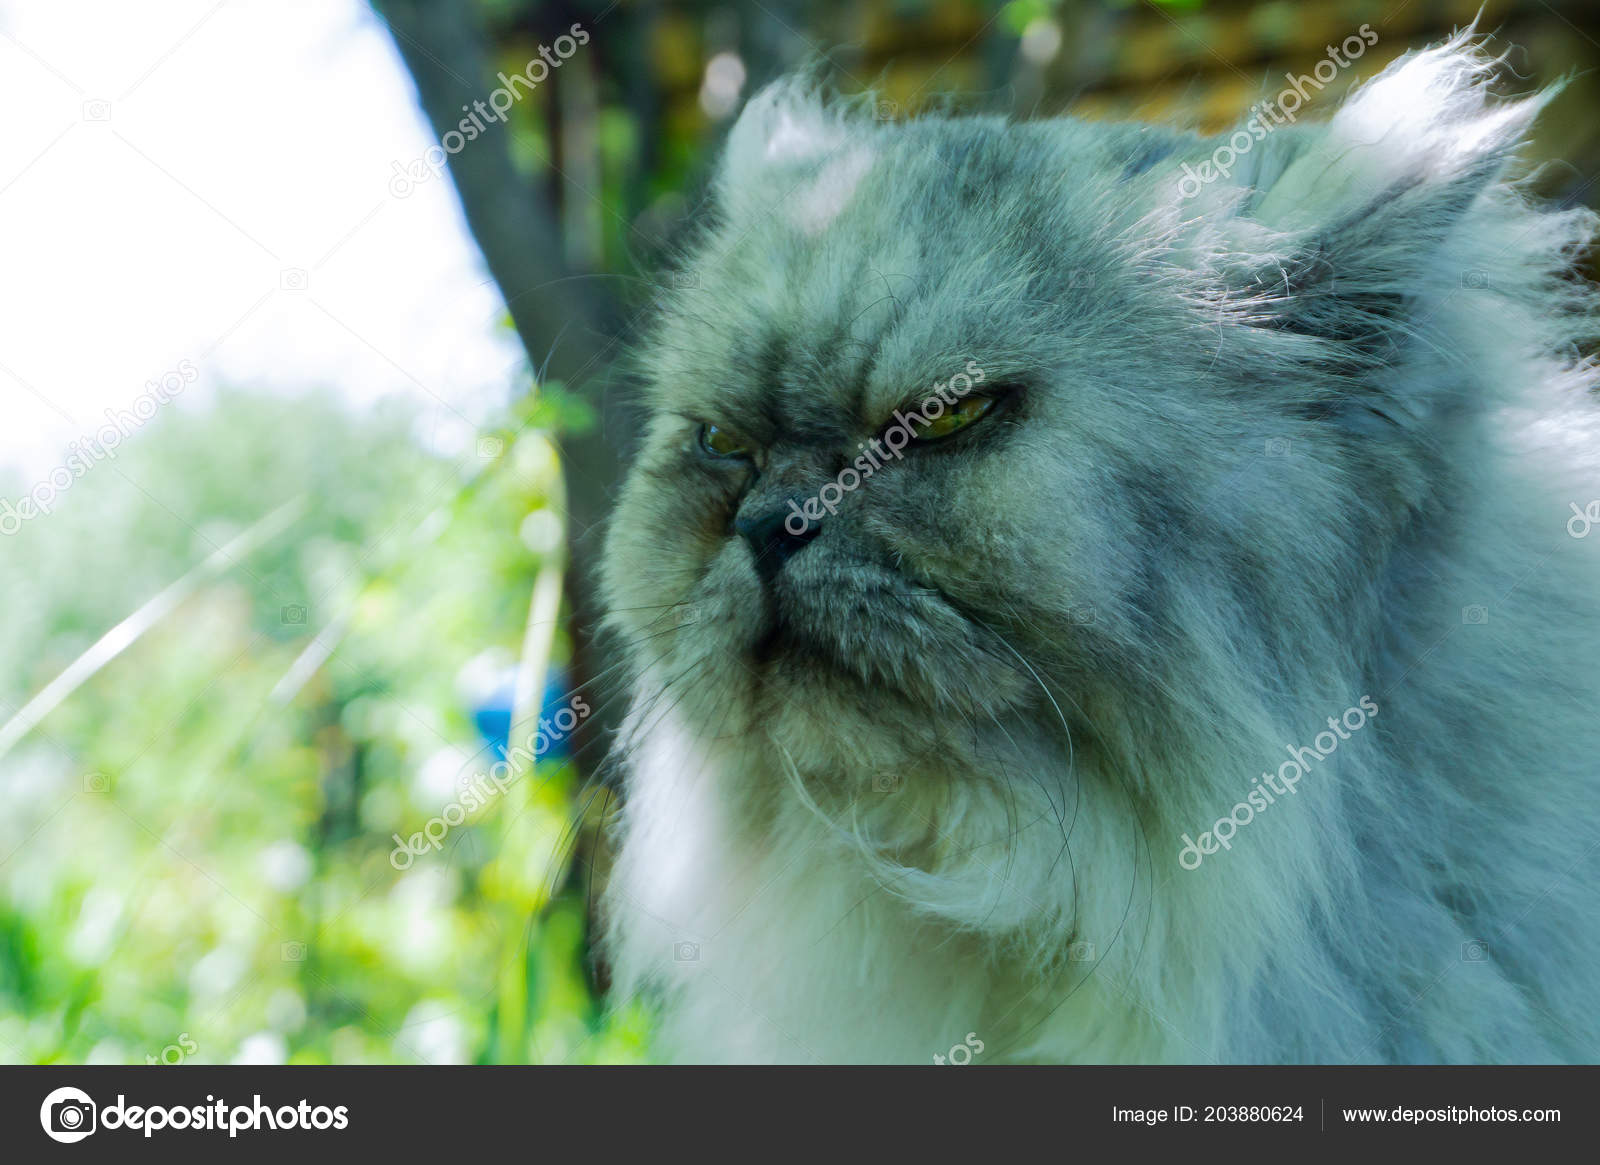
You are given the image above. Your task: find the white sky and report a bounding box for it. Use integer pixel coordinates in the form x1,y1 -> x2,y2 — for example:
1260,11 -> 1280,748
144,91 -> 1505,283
0,0 -> 521,478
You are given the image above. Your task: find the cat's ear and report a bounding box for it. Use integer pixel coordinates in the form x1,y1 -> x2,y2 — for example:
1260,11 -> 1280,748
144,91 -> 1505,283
1175,39 -> 1550,354
716,78 -> 878,231
1249,43 -> 1541,233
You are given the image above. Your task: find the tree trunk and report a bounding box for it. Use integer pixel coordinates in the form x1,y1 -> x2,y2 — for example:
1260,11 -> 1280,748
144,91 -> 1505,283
370,0 -> 630,779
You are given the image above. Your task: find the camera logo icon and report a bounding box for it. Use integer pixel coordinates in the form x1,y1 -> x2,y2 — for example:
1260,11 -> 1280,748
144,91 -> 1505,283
669,270 -> 699,290
281,604 -> 307,626
40,1086 -> 96,1143
279,268 -> 309,291
673,940 -> 700,963
1461,939 -> 1490,963
1461,270 -> 1490,290
1462,605 -> 1489,625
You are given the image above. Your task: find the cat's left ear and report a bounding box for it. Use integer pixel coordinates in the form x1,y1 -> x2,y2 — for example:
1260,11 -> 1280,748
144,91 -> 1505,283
1174,38 -> 1550,354
715,78 -> 879,232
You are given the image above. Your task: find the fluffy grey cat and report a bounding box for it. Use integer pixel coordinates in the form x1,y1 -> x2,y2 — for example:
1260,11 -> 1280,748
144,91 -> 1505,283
596,36 -> 1600,1063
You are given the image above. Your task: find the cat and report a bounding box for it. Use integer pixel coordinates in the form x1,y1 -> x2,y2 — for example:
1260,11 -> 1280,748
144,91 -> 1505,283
595,34 -> 1600,1063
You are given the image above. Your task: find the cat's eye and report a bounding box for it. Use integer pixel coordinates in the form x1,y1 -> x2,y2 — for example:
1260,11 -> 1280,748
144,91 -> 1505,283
698,422 -> 753,459
909,393 -> 998,442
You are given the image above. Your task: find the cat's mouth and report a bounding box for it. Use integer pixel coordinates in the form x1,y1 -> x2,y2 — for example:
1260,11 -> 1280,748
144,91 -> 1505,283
743,553 -> 1027,709
748,621 -> 787,664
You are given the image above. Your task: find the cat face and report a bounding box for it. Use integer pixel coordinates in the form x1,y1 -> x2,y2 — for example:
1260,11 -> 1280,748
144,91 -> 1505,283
603,58 -> 1545,782
607,114 -> 1210,739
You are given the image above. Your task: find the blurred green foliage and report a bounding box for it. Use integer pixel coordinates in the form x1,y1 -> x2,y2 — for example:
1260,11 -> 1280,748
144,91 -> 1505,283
0,387 -> 647,1064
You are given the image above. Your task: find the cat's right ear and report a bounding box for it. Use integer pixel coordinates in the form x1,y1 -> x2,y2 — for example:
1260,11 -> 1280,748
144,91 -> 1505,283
716,78 -> 879,232
1158,36 -> 1557,381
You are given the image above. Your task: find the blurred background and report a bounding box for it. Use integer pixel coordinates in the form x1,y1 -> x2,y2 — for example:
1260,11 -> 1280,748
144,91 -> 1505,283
1,0 -> 1595,1065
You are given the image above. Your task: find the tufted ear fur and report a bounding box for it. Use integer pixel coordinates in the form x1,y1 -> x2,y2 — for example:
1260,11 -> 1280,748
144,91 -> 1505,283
1247,40 -> 1544,233
715,79 -> 881,234
1166,37 -> 1571,435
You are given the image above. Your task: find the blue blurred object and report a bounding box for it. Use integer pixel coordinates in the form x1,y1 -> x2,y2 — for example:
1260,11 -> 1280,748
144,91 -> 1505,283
469,663 -> 572,761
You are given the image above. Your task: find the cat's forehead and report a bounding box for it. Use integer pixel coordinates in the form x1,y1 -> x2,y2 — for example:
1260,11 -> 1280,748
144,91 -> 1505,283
652,126 -> 1119,430
656,252 -> 1029,435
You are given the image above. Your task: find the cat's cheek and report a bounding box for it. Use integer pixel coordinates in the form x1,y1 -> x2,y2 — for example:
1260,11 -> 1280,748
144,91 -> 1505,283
676,540 -> 774,659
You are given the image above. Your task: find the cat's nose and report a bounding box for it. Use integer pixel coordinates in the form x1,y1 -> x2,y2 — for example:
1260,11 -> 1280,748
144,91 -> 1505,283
734,496 -> 821,577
